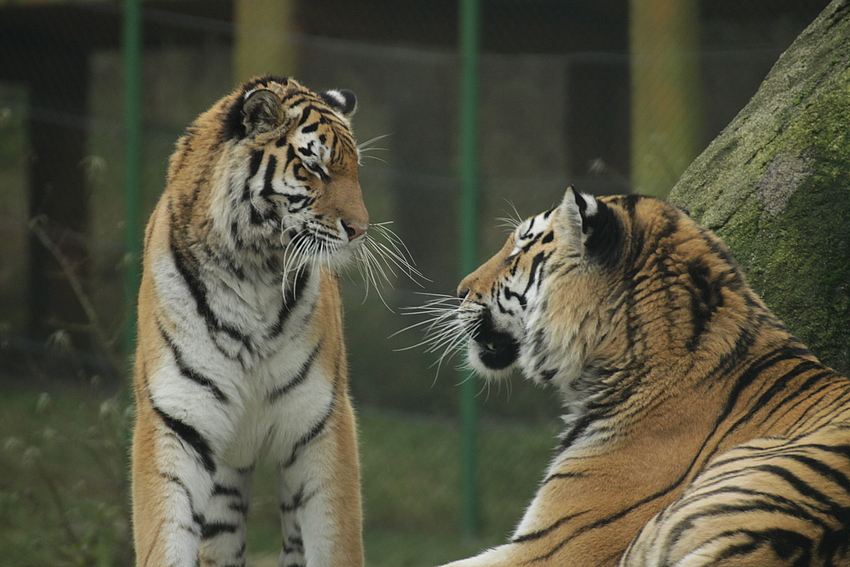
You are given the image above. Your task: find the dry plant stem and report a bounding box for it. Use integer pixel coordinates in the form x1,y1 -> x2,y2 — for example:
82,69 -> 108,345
28,217 -> 123,375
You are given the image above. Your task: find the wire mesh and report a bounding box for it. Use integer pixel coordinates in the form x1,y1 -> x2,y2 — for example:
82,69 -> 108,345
0,1 -> 830,417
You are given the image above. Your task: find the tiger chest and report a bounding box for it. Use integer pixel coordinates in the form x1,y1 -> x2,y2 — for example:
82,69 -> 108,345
150,252 -> 334,469
221,354 -> 337,469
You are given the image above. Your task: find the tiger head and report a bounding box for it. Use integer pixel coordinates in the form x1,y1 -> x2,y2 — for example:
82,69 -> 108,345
168,76 -> 368,273
457,187 -> 751,397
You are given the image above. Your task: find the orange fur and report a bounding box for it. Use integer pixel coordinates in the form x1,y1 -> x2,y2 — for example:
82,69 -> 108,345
446,188 -> 850,567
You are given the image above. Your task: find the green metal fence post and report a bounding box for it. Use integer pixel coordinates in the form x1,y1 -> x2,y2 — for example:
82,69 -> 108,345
122,0 -> 142,366
458,0 -> 481,538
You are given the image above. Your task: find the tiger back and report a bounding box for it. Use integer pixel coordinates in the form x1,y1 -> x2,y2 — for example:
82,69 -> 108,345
132,77 -> 366,567
440,187 -> 850,567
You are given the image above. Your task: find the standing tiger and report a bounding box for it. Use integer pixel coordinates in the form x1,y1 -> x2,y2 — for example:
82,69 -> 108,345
132,77 -> 367,567
433,187 -> 850,566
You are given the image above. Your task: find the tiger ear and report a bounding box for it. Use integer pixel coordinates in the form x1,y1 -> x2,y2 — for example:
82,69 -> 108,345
557,186 -> 622,267
242,89 -> 283,135
556,186 -> 596,244
319,89 -> 357,118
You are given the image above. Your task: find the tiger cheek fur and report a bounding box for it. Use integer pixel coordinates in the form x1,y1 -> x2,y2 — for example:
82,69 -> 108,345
443,187 -> 850,567
131,77 -> 365,567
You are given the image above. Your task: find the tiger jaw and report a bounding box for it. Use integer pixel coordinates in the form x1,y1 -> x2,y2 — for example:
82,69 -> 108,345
468,333 -> 520,374
465,310 -> 521,377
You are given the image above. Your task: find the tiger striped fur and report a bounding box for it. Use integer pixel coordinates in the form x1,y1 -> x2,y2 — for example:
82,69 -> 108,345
435,187 -> 850,567
132,77 -> 367,567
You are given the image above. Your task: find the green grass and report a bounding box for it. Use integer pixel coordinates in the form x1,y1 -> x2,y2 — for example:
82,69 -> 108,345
0,386 -> 558,567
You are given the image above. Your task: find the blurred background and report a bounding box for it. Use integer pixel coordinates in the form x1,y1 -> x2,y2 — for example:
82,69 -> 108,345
0,0 -> 832,565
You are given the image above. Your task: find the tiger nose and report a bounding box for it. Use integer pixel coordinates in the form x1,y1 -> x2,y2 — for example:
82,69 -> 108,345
457,273 -> 475,299
341,220 -> 367,241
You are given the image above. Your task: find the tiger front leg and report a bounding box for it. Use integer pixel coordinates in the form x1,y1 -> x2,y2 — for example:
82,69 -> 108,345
199,465 -> 254,567
277,398 -> 363,567
132,407 -> 216,567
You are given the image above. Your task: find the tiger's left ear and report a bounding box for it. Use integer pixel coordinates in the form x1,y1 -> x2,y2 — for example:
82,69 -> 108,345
319,89 -> 357,119
556,186 -> 622,267
556,186 -> 596,244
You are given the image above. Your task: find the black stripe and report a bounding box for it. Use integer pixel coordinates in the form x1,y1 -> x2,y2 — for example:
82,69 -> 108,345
169,216 -> 250,352
260,155 -> 278,198
752,464 -> 837,508
212,484 -> 242,497
747,361 -> 821,418
282,401 -> 334,469
284,144 -> 297,170
764,374 -> 836,424
665,494 -> 828,551
511,511 -> 590,543
685,260 -> 722,350
248,149 -> 264,178
716,529 -> 811,564
297,106 -> 316,127
271,267 -> 310,334
267,343 -> 321,403
584,199 -> 623,270
784,452 -> 850,494
523,251 -> 549,301
559,411 -> 599,451
157,319 -> 229,403
241,150 -> 265,202
159,471 -> 205,528
201,521 -> 238,539
153,405 -> 216,474
719,359 -> 822,444
283,534 -> 305,555
249,202 -> 265,225
713,348 -> 800,432
542,471 -> 588,485
280,484 -> 314,513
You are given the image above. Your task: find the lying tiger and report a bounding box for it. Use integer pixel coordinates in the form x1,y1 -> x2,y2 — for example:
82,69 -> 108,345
440,187 -> 850,566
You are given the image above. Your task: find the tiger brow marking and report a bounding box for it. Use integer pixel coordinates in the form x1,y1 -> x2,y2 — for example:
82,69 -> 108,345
260,154 -> 278,199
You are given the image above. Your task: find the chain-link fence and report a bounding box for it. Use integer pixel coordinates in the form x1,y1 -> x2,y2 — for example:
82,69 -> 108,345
0,0 -> 829,415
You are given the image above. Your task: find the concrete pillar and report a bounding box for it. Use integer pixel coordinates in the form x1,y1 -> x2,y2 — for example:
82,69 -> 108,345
629,0 -> 703,197
233,0 -> 299,83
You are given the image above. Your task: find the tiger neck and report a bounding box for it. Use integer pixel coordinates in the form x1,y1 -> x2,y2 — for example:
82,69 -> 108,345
556,310 -> 817,454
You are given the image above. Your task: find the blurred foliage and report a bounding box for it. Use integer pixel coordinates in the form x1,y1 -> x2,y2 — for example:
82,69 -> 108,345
0,385 -> 133,567
0,87 -> 25,168
0,386 -> 558,567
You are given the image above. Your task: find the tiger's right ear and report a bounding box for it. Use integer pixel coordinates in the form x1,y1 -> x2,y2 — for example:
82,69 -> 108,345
241,89 -> 283,136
